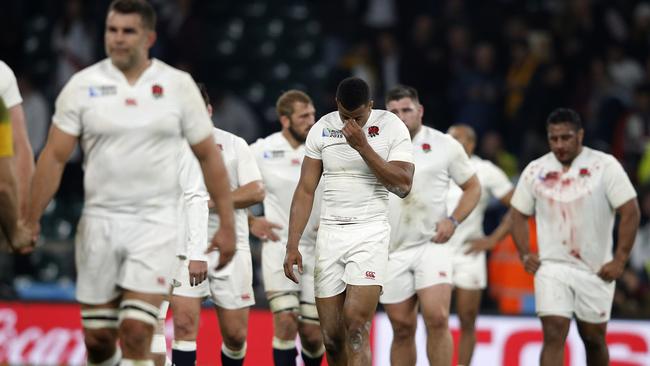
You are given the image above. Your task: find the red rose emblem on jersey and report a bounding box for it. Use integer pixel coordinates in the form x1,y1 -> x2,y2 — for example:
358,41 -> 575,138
579,168 -> 590,177
368,126 -> 380,137
422,143 -> 431,153
152,84 -> 164,98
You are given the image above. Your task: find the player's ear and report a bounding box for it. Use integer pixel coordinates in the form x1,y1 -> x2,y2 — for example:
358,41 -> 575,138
146,30 -> 157,48
368,100 -> 374,110
279,115 -> 290,129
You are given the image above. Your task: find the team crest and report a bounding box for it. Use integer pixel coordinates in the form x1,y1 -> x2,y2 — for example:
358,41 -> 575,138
367,126 -> 379,137
152,84 -> 164,99
422,143 -> 431,153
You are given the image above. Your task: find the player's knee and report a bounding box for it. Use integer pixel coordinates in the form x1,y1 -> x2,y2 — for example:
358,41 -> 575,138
173,311 -> 199,340
274,310 -> 299,339
321,329 -> 344,356
299,328 -> 324,352
423,308 -> 449,331
458,311 -> 477,331
389,316 -> 416,341
543,324 -> 568,344
581,331 -> 606,349
346,321 -> 371,354
119,319 -> 152,351
84,329 -> 117,361
222,326 -> 248,350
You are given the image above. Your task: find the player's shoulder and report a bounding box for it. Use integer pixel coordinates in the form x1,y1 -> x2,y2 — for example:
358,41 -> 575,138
251,131 -> 283,150
0,60 -> 14,79
584,146 -> 616,163
317,110 -> 340,126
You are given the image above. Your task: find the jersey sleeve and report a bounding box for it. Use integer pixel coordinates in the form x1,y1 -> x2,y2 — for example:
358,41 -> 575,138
52,75 -> 82,137
234,136 -> 262,185
603,156 -> 637,209
386,116 -> 413,163
305,121 -> 323,160
179,74 -> 213,145
510,163 -> 536,215
0,61 -> 22,108
448,139 -> 475,185
485,162 -> 514,199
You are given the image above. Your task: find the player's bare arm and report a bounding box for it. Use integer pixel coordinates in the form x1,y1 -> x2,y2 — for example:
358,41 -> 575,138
341,120 -> 414,198
26,125 -> 77,248
232,180 -> 265,209
433,174 -> 481,243
0,155 -> 18,249
511,208 -> 541,274
248,213 -> 282,242
466,191 -> 514,254
191,136 -> 236,270
284,156 -> 322,284
9,105 -> 34,218
598,198 -> 640,281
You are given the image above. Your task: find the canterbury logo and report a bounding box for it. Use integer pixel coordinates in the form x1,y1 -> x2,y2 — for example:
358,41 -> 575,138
365,271 -> 376,279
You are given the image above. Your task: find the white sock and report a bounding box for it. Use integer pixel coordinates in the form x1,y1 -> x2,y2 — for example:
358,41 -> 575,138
119,359 -> 154,366
222,342 -> 247,360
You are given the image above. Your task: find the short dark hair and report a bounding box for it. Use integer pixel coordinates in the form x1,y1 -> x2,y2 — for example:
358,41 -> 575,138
276,90 -> 313,118
385,85 -> 420,106
109,0 -> 156,30
196,83 -> 210,106
336,77 -> 370,110
546,108 -> 583,131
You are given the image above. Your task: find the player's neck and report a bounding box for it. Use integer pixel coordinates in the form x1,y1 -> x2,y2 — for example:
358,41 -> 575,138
120,59 -> 153,86
561,146 -> 584,171
281,129 -> 302,149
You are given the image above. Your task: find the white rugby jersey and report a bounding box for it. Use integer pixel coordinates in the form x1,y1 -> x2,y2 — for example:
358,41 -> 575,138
178,128 -> 262,260
53,58 -> 213,224
511,147 -> 637,272
446,155 -> 513,247
306,109 -> 413,225
0,61 -> 22,108
250,132 -> 321,246
388,126 -> 475,251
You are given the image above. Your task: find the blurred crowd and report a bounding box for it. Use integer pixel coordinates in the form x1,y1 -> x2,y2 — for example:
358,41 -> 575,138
1,0 -> 650,318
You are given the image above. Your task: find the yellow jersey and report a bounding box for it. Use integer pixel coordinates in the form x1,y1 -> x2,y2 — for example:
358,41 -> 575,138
0,98 -> 12,157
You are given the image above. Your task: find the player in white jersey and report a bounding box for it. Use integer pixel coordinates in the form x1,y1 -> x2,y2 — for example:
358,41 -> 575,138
24,2 -> 236,365
379,85 -> 481,366
446,124 -> 514,366
150,84 -> 264,366
249,90 -> 325,366
0,61 -> 34,240
511,108 -> 640,366
285,77 -> 415,365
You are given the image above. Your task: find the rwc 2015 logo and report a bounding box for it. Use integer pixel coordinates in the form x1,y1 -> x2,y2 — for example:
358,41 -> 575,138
368,126 -> 379,137
322,128 -> 343,138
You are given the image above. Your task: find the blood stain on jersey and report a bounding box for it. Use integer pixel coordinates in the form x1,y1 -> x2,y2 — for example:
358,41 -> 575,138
438,271 -> 447,278
157,277 -> 166,285
217,144 -> 223,151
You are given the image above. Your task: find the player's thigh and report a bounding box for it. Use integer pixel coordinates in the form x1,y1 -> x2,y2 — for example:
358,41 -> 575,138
455,287 -> 482,322
383,294 -> 418,334
380,246 -> 416,304
414,243 -> 453,290
315,291 -> 347,337
208,250 -> 255,309
343,222 -> 390,288
75,215 -> 121,304
573,269 -> 615,323
452,249 -> 487,290
262,239 -> 301,293
417,282 -> 452,326
215,305 -> 250,343
172,256 -> 210,299
343,284 -> 382,323
119,220 -> 177,296
314,224 -> 347,298
170,294 -> 203,337
534,263 -> 574,319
